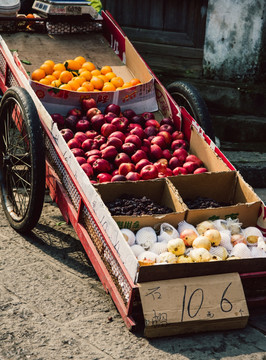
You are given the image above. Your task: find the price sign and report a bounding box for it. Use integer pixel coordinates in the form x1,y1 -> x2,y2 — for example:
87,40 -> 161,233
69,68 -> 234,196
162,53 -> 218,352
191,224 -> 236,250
139,272 -> 249,337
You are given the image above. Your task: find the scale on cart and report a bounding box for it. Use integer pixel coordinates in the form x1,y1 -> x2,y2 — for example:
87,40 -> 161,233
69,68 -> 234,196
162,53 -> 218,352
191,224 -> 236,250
32,0 -> 102,20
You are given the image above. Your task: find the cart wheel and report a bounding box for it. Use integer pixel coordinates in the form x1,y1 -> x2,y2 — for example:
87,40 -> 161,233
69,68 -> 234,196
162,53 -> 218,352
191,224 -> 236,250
166,80 -> 215,141
0,87 -> 46,233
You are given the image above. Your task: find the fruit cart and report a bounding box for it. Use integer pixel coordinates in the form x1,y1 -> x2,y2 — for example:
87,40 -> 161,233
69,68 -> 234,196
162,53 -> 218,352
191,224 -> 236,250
0,4 -> 265,337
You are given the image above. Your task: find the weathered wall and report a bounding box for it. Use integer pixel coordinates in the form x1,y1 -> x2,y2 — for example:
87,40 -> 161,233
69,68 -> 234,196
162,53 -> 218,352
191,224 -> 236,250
203,0 -> 265,82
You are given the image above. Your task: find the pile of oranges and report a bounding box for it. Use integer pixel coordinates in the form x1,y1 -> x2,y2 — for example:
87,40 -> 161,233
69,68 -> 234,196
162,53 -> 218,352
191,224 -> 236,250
31,56 -> 141,92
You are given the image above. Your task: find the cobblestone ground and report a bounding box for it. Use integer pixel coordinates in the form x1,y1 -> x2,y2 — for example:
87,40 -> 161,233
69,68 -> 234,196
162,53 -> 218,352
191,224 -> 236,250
0,193 -> 266,360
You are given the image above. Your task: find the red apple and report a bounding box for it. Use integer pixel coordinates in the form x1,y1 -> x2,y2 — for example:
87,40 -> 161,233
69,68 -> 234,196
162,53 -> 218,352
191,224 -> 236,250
173,148 -> 188,163
126,172 -> 141,181
51,113 -> 65,129
97,173 -> 112,183
111,116 -> 129,133
107,136 -> 123,150
131,149 -> 148,164
85,130 -> 98,139
194,167 -> 208,174
124,134 -> 142,148
121,142 -> 137,156
183,161 -> 199,173
171,139 -> 189,151
109,131 -> 126,143
154,161 -> 167,174
81,163 -> 94,177
65,115 -> 79,131
104,112 -> 117,123
71,148 -> 85,157
129,126 -> 145,139
162,149 -> 172,160
169,157 -> 183,170
75,156 -> 87,165
151,135 -> 167,149
93,135 -> 106,148
144,126 -> 158,137
67,138 -> 81,149
186,154 -> 203,166
164,168 -> 173,177
172,130 -> 185,140
67,108 -> 82,118
101,145 -> 118,160
101,123 -> 117,137
122,109 -> 136,120
87,154 -> 100,166
60,128 -> 74,142
85,149 -> 101,158
111,174 -> 127,182
131,115 -> 145,127
150,144 -> 163,160
81,138 -> 94,152
135,159 -> 152,173
159,124 -> 174,134
160,117 -> 174,126
74,132 -> 88,144
90,114 -> 105,132
86,107 -> 101,120
76,119 -> 90,132
145,119 -> 160,128
142,111 -> 155,120
104,103 -> 121,116
118,162 -> 136,176
82,98 -> 97,111
114,152 -> 131,167
158,130 -> 172,145
127,123 -> 142,131
140,164 -> 158,180
172,167 -> 188,175
93,158 -> 111,173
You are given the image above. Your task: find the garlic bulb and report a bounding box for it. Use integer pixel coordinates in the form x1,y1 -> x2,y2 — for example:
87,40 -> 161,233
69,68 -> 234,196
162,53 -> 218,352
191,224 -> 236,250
120,228 -> 136,246
190,248 -> 212,262
230,243 -> 252,259
135,227 -> 157,250
149,242 -> 168,255
157,251 -> 178,264
157,223 -> 179,242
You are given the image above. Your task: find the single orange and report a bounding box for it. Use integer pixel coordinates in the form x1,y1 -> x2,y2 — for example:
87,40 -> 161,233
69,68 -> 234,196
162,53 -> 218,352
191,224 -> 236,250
68,79 -> 80,91
51,79 -> 61,87
111,76 -> 124,88
97,74 -> 108,83
105,71 -> 117,81
45,74 -> 56,82
74,56 -> 86,66
82,61 -> 96,72
77,86 -> 88,92
59,70 -> 73,84
53,63 -> 66,72
130,78 -> 141,86
80,70 -> 92,81
82,81 -> 94,91
122,82 -> 132,88
90,76 -> 104,90
101,65 -> 112,75
52,70 -> 62,79
78,67 -> 86,75
60,83 -> 72,90
31,68 -> 46,81
64,59 -> 81,71
102,82 -> 116,92
44,60 -> 55,68
73,76 -> 86,86
91,69 -> 101,77
39,78 -> 51,85
26,13 -> 34,18
40,63 -> 54,75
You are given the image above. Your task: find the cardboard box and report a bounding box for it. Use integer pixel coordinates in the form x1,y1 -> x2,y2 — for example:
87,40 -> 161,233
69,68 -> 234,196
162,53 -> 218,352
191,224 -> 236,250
29,37 -> 158,115
95,178 -> 186,231
168,171 -> 262,227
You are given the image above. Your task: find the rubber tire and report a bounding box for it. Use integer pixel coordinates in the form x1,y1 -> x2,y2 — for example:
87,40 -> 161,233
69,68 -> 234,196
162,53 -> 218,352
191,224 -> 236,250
166,80 -> 215,140
0,87 -> 46,233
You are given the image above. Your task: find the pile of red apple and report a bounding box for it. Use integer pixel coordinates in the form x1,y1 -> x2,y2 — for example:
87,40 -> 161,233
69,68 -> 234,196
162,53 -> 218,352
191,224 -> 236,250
52,98 -> 207,183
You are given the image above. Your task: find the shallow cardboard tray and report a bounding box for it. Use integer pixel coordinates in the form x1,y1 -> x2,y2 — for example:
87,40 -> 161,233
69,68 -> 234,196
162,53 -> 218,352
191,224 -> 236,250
95,178 -> 186,231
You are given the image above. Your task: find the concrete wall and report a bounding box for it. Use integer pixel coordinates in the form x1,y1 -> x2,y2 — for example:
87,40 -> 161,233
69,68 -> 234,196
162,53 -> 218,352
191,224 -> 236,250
203,0 -> 265,82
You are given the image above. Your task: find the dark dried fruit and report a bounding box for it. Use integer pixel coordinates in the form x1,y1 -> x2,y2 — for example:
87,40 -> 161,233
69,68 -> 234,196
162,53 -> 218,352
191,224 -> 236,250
105,194 -> 173,216
184,196 -> 231,209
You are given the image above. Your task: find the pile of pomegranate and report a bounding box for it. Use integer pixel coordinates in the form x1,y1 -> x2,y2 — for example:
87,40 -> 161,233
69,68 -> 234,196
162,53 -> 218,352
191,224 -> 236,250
52,98 -> 207,183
